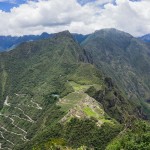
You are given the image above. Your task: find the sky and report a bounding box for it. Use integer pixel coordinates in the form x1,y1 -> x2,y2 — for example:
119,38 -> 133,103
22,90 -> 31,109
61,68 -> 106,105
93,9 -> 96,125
0,0 -> 149,36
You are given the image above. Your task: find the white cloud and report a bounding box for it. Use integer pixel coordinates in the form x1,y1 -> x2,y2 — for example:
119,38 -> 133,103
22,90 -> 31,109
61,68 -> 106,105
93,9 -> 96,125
0,0 -> 149,36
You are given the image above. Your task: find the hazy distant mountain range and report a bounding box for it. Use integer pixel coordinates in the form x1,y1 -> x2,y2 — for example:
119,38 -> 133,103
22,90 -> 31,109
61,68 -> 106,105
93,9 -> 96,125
0,31 -> 149,52
139,34 -> 150,42
0,32 -> 89,52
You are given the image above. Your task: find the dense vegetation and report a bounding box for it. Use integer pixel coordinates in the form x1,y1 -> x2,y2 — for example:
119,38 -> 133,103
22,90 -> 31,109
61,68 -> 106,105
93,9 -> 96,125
0,29 -> 150,149
82,28 -> 150,118
29,118 -> 121,150
107,120 -> 150,150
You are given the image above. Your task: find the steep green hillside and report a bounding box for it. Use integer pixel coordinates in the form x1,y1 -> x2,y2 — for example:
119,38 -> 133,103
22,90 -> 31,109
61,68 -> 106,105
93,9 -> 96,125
0,30 -> 149,150
106,120 -> 150,150
81,28 -> 150,118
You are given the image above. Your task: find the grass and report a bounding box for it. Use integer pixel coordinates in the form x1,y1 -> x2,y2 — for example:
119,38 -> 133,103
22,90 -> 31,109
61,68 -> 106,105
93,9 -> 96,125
83,107 -> 98,118
69,81 -> 102,92
83,106 -> 114,125
101,118 -> 115,125
69,81 -> 91,92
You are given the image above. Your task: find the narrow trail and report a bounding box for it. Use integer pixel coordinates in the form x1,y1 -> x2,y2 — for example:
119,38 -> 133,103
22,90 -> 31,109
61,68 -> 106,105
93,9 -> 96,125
15,93 -> 42,110
0,131 -> 14,146
1,95 -> 37,148
4,96 -> 10,107
11,115 -> 32,123
0,143 -> 12,150
9,117 -> 27,134
0,143 -> 3,150
3,96 -> 35,123
14,107 -> 35,123
1,126 -> 23,136
15,94 -> 26,97
0,113 -> 27,134
0,126 -> 28,142
31,99 -> 42,110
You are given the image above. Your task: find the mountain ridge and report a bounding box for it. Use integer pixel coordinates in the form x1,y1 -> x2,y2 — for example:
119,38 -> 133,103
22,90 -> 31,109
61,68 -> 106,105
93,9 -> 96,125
0,31 -> 89,52
81,28 -> 150,118
140,33 -> 150,42
0,29 -> 150,150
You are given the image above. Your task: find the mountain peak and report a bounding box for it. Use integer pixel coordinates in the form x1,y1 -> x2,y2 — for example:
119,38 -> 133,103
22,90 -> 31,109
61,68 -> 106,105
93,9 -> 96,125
54,30 -> 72,38
41,32 -> 50,36
95,28 -> 117,32
95,28 -> 133,38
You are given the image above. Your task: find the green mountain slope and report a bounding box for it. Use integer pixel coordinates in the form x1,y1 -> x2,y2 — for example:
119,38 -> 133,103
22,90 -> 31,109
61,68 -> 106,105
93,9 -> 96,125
81,28 -> 150,118
0,30 -> 149,150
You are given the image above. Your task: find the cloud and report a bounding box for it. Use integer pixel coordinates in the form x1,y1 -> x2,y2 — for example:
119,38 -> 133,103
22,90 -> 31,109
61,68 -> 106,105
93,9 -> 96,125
0,0 -> 149,36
